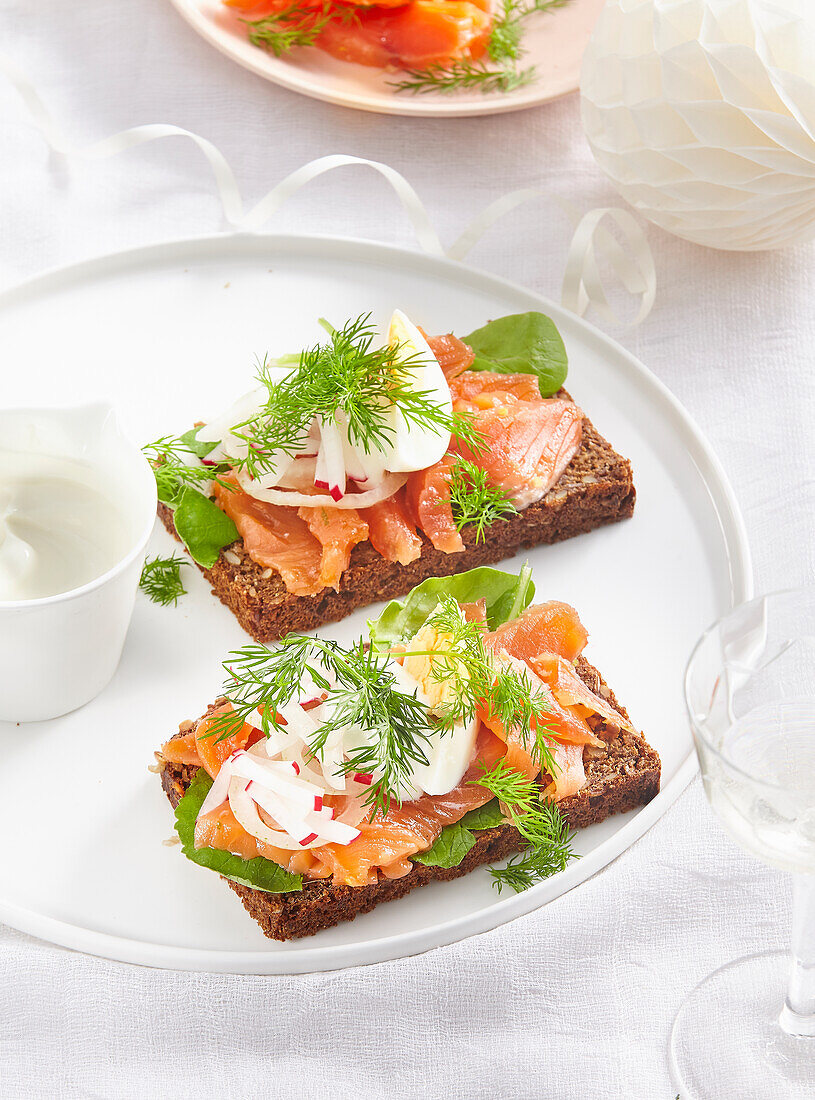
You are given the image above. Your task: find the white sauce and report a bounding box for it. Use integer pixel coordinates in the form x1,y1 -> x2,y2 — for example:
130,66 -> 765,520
0,450 -> 131,601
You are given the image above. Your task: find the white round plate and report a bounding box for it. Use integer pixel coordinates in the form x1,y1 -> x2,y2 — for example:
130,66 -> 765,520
0,233 -> 750,973
168,0 -> 605,117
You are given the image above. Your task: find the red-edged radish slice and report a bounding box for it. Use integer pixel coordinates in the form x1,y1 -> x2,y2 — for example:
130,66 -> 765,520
230,755 -> 324,811
317,418 -> 346,501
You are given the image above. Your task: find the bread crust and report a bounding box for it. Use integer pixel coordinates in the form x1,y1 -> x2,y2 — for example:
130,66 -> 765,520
157,404 -> 635,642
159,657 -> 660,941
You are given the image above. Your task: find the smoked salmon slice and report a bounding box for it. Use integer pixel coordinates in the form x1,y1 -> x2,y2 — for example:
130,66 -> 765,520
213,478 -> 325,597
426,332 -> 475,380
544,742 -> 586,801
316,1 -> 492,70
484,601 -> 589,664
528,654 -> 636,735
405,454 -> 464,554
449,371 -> 542,405
298,504 -> 369,589
227,0 -> 493,71
452,393 -> 583,508
162,707 -> 258,779
362,488 -> 423,565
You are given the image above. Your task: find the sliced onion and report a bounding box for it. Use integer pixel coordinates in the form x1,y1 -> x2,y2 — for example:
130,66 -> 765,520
196,750 -> 242,818
228,776 -> 309,850
234,468 -> 406,509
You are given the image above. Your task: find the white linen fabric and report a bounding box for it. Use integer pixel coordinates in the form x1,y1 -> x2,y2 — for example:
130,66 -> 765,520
0,2 -> 813,1097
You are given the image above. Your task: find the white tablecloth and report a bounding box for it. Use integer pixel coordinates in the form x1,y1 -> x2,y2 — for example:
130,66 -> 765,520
1,2 -> 813,1097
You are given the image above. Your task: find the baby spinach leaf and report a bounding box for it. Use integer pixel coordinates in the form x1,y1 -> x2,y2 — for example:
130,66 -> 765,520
463,312 -> 568,397
368,564 -> 535,649
412,798 -> 506,870
174,769 -> 302,894
179,426 -> 219,459
459,799 -> 506,831
413,820 -> 476,869
173,486 -> 239,569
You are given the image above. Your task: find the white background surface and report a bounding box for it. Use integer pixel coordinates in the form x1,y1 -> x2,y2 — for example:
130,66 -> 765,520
0,0 -> 813,1097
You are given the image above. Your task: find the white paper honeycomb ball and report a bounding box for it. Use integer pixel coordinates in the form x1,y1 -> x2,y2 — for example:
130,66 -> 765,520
580,0 -> 815,251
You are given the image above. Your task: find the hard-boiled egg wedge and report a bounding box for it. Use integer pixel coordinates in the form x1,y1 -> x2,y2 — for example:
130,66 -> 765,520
400,608 -> 470,713
375,309 -> 453,473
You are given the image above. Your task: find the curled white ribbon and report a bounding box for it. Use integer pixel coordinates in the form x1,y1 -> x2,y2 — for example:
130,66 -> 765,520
3,54 -> 655,324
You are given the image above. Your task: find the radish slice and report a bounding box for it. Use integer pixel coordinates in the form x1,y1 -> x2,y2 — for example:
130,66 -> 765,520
234,467 -> 406,509
314,436 -> 329,491
230,754 -> 324,810
317,418 -> 346,501
228,777 -> 360,849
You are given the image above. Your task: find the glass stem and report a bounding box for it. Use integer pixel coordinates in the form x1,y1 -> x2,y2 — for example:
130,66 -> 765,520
780,874 -> 815,1037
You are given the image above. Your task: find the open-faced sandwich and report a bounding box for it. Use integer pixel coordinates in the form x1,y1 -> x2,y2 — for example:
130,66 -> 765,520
158,566 -> 660,940
146,310 -> 634,641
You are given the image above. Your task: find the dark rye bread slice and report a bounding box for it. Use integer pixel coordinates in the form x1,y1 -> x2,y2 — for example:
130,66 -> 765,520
159,657 -> 660,941
157,399 -> 635,642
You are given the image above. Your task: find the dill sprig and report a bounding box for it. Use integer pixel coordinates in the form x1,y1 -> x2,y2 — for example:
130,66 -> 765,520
389,60 -> 534,96
401,597 -> 559,774
475,758 -> 575,892
205,638 -> 436,818
447,457 -> 517,543
388,0 -> 569,97
244,1 -> 349,57
139,555 -> 188,607
228,314 -> 483,480
141,434 -> 229,506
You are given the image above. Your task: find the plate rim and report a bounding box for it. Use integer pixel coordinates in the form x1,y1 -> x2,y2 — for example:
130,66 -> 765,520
0,230 -> 753,973
166,0 -> 590,118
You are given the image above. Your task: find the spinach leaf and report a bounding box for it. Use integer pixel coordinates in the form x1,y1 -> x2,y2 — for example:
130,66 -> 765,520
174,769 -> 302,894
412,799 -> 506,870
368,564 -> 535,649
179,426 -> 219,459
412,820 -> 476,869
463,312 -> 568,397
173,486 -> 239,569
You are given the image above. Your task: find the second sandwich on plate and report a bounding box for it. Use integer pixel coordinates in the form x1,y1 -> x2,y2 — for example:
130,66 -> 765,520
158,565 -> 661,940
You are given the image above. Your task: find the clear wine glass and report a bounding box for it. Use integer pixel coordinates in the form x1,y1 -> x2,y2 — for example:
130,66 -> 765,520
671,589 -> 815,1098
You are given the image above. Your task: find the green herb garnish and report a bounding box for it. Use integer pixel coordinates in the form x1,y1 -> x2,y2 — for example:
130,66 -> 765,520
141,432 -> 239,569
244,1 -> 351,56
446,457 -> 517,543
141,433 -> 222,508
389,59 -> 535,96
205,638 -> 437,819
174,769 -> 302,894
388,0 -> 569,96
139,554 -> 188,606
400,596 -> 559,775
228,314 -> 482,481
413,798 -> 506,868
463,312 -> 568,396
475,758 -> 575,892
369,564 -> 535,646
